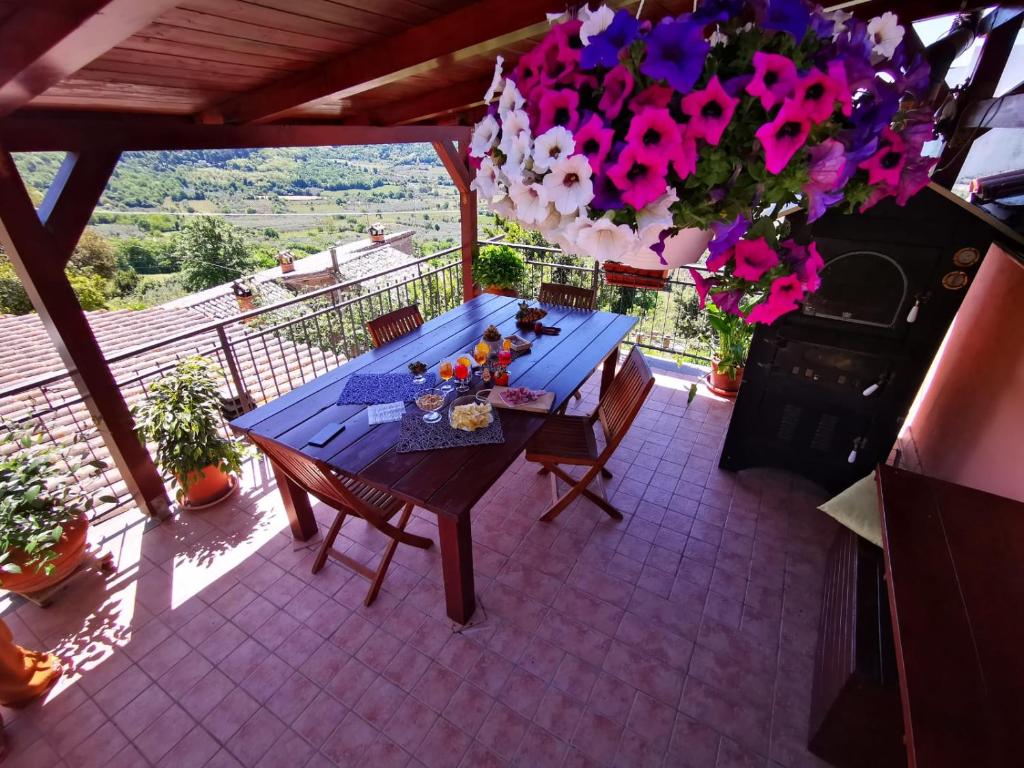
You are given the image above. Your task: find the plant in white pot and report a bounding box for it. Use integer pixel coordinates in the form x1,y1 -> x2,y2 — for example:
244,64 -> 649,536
133,356 -> 245,508
0,424 -> 108,594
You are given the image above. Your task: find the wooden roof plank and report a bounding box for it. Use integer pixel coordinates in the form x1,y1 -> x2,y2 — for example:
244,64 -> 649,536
0,0 -> 181,118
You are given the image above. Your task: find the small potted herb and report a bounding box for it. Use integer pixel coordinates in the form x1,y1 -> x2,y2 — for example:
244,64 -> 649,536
705,304 -> 754,396
134,356 -> 245,507
474,245 -> 526,297
0,423 -> 107,594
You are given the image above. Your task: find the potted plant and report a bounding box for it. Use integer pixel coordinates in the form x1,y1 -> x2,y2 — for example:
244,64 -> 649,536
134,356 -> 245,508
706,304 -> 754,396
468,1 -> 936,327
0,424 -> 107,594
474,245 -> 526,297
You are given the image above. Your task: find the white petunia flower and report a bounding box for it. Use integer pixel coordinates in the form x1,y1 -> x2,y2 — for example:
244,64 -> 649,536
548,214 -> 591,257
484,56 -> 504,103
470,156 -> 501,199
509,180 -> 550,225
580,5 -> 615,45
542,154 -> 594,216
469,115 -> 500,158
635,189 -> 677,247
501,131 -> 532,183
498,81 -> 525,119
709,30 -> 729,46
499,109 -> 530,148
823,7 -> 853,40
867,12 -> 904,60
532,126 -> 575,172
576,216 -> 636,263
489,193 -> 516,219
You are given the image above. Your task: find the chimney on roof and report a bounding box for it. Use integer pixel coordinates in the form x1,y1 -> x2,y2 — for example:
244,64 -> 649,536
369,220 -> 386,243
277,249 -> 295,274
232,280 -> 255,314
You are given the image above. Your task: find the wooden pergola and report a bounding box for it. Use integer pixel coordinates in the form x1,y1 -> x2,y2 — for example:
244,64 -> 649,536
0,0 -> 1011,516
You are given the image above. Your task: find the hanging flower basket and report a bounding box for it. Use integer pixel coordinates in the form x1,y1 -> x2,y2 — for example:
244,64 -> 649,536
603,261 -> 670,290
469,1 -> 937,325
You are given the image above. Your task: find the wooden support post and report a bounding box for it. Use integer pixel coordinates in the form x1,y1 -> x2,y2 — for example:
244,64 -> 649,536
433,139 -> 477,302
0,147 -> 171,518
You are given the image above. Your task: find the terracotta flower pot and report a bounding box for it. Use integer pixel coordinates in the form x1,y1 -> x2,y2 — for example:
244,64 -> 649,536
485,285 -> 519,297
1,514 -> 89,595
180,464 -> 234,507
603,262 -> 670,290
709,359 -> 744,396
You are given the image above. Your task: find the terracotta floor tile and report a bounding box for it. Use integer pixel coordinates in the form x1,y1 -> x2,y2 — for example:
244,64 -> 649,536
293,690 -> 348,747
476,702 -> 530,760
418,717 -> 472,768
411,661 -> 462,713
383,693 -> 437,753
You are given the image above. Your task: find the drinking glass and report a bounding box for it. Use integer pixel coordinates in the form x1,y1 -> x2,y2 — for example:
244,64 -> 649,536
438,360 -> 454,392
415,388 -> 446,423
454,359 -> 471,392
473,343 -> 489,377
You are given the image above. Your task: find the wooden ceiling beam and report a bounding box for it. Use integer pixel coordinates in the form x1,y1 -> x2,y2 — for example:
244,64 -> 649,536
357,77 -> 493,127
208,0 -> 638,125
0,113 -> 470,152
39,150 -> 122,261
0,0 -> 181,118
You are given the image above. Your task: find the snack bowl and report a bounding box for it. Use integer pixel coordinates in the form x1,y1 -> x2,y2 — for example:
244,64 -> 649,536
415,388 -> 447,423
449,395 -> 493,432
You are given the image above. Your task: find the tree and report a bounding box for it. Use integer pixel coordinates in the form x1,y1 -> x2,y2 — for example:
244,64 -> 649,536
0,259 -> 33,315
70,229 -> 116,279
176,217 -> 254,292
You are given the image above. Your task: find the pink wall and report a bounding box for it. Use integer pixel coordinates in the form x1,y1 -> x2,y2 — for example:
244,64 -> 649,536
906,244 -> 1024,502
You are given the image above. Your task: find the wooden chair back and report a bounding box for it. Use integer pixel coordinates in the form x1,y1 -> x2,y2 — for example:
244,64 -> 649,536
596,346 -> 655,449
248,432 -> 368,516
367,305 -> 424,348
538,282 -> 597,310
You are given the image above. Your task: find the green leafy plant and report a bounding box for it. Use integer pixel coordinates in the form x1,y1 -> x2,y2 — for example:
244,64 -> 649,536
0,423 -> 107,582
473,245 -> 526,290
707,304 -> 754,379
133,356 -> 246,501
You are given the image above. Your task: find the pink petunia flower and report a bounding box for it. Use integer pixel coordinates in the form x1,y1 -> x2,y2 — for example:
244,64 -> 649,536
755,99 -> 812,174
670,128 -> 699,180
746,52 -> 798,110
537,88 -> 581,135
710,289 -> 746,316
682,76 -> 739,146
631,85 -> 674,110
732,238 -> 780,281
781,239 -> 824,291
689,269 -> 719,308
573,114 -> 616,174
793,67 -> 842,123
826,60 -> 853,116
626,107 -> 682,165
606,143 -> 669,209
859,127 -> 907,187
598,65 -> 634,120
745,274 -> 805,324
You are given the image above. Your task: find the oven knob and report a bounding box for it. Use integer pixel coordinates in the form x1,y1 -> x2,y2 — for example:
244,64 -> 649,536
848,438 -> 861,464
906,300 -> 920,324
863,382 -> 880,397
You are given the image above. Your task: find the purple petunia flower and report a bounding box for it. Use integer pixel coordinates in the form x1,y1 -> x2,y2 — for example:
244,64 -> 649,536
682,76 -> 739,146
598,65 -> 634,120
755,99 -> 812,174
711,289 -> 746,316
761,0 -> 810,41
708,214 -> 750,259
689,269 -> 720,308
746,52 -> 798,111
641,16 -> 709,94
591,167 -> 626,211
581,9 -> 640,70
606,143 -> 669,210
573,114 -> 616,174
693,0 -> 746,24
732,238 -> 780,281
781,239 -> 824,290
626,107 -> 682,165
536,88 -> 581,135
804,139 -> 846,222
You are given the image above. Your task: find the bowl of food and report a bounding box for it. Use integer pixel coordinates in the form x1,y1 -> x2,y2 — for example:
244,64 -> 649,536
415,388 -> 446,423
408,360 -> 428,385
449,396 -> 493,432
515,301 -> 547,329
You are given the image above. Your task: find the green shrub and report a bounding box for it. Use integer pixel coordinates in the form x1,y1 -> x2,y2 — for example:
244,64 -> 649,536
474,245 -> 526,290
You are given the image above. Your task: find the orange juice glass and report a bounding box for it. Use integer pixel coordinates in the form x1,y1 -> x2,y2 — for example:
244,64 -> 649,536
439,360 -> 454,392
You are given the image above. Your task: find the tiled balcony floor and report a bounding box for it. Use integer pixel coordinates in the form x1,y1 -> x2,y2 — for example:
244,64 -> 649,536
0,363 -> 837,768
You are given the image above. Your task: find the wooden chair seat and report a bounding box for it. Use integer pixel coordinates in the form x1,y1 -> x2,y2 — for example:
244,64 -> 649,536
526,415 -> 598,465
525,346 -> 654,522
367,304 -> 424,348
538,283 -> 597,409
247,433 -> 432,606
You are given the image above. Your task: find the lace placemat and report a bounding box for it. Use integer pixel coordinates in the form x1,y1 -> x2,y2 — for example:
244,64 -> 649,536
396,411 -> 505,453
337,372 -> 437,405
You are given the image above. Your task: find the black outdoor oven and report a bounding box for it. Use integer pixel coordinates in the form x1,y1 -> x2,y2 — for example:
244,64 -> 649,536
719,184 -> 1014,493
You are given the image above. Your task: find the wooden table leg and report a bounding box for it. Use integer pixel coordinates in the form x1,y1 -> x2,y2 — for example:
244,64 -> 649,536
269,460 -> 318,541
600,344 -> 619,398
437,512 -> 476,624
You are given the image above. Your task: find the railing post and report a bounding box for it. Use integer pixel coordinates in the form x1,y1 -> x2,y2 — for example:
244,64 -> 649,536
216,325 -> 251,412
591,260 -> 600,294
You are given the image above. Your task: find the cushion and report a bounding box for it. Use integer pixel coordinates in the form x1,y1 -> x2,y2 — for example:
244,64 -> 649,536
818,472 -> 883,548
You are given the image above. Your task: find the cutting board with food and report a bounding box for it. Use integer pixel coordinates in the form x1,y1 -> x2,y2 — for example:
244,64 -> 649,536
486,386 -> 555,413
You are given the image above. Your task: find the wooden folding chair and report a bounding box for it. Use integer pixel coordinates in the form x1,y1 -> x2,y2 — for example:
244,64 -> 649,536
248,434 -> 432,606
525,346 -> 655,522
367,304 -> 424,348
538,282 -> 597,310
538,283 -> 597,408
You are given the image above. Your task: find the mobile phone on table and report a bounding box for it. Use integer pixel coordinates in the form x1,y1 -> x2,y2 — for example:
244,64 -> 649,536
307,422 -> 346,447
